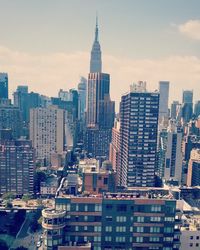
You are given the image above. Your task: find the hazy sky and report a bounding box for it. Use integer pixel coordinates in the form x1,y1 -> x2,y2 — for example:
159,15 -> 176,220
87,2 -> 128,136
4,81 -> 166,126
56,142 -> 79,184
1,0 -> 200,109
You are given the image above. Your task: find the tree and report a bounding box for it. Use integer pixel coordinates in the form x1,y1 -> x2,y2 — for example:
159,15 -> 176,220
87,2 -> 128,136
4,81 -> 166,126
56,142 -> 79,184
2,192 -> 15,200
22,194 -> 32,203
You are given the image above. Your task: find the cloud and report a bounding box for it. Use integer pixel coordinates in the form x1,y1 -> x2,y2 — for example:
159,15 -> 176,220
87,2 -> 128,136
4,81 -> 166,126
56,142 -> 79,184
0,45 -> 200,110
178,19 -> 200,40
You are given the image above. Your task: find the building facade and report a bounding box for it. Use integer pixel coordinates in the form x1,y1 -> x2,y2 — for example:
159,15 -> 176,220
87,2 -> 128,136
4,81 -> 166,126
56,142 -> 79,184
30,105 -> 65,164
42,193 -> 180,250
158,81 -> 169,125
119,82 -> 159,187
0,131 -> 35,195
0,73 -> 8,99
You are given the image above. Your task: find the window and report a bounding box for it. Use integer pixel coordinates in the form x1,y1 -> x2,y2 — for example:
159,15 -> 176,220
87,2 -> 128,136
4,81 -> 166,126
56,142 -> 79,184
84,216 -> 88,221
94,236 -> 101,242
137,216 -> 144,222
84,236 -> 87,242
84,226 -> 88,231
106,216 -> 112,221
196,236 -> 199,240
84,205 -> 88,211
196,243 -> 199,247
106,204 -> 113,210
116,226 -> 126,232
164,237 -> 173,242
95,204 -> 102,212
117,205 -> 127,212
103,178 -> 108,184
94,226 -> 101,232
164,227 -> 173,233
136,237 -> 143,243
151,205 -> 161,212
75,226 -> 78,231
164,217 -> 174,222
136,227 -> 144,233
190,236 -> 193,240
149,237 -> 160,242
150,216 -> 161,222
105,226 -> 112,232
189,243 -> 193,247
116,216 -> 126,222
116,236 -> 126,242
105,236 -> 112,242
150,227 -> 160,233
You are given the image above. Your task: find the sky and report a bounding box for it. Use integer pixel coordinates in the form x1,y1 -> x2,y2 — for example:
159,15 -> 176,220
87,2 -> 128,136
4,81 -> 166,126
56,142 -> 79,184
1,0 -> 200,110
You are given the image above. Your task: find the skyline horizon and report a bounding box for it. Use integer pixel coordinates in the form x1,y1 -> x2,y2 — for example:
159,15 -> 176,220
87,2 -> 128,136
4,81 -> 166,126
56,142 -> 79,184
1,0 -> 200,110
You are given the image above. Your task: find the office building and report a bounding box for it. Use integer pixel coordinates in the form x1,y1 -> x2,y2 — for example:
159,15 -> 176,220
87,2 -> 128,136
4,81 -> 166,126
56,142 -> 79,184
157,124 -> 183,185
171,101 -> 181,120
78,77 -> 87,120
85,20 -> 115,159
0,73 -> 8,99
187,149 -> 200,186
182,90 -> 193,123
41,192 -> 180,250
90,17 -> 102,73
0,130 -> 35,195
118,82 -> 159,187
30,105 -> 65,164
194,100 -> 200,118
109,119 -> 120,173
0,100 -> 23,139
158,81 -> 169,125
13,86 -> 41,122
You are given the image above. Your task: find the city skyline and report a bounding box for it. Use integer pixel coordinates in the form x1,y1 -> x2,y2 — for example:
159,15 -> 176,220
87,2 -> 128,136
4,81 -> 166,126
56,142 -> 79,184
1,0 -> 200,109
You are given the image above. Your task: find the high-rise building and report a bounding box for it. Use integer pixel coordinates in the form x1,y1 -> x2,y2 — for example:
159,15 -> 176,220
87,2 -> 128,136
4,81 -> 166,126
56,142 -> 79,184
157,124 -> 183,185
0,130 -> 35,195
119,82 -> 159,187
90,17 -> 102,73
0,99 -> 23,139
109,119 -> 120,173
78,76 -> 87,120
182,90 -> 193,123
187,149 -> 200,186
171,101 -> 181,120
194,100 -> 200,118
158,81 -> 169,126
41,192 -> 181,250
0,73 -> 8,99
85,19 -> 115,159
30,105 -> 65,164
13,86 -> 41,122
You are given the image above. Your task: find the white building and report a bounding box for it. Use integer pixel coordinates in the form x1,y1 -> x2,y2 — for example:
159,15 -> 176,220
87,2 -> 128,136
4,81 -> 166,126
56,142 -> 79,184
180,215 -> 200,250
30,105 -> 65,164
158,123 -> 183,184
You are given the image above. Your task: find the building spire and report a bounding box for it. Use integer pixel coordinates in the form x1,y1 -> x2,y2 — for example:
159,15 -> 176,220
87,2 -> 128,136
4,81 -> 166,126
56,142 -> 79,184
95,13 -> 99,42
90,15 -> 102,73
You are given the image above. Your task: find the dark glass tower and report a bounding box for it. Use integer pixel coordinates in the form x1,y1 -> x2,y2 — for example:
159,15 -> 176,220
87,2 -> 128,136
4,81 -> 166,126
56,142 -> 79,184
0,73 -> 8,99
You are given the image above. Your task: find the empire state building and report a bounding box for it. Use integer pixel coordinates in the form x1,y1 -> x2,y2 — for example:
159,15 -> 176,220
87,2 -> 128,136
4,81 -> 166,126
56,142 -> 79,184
85,18 -> 115,160
90,18 -> 102,73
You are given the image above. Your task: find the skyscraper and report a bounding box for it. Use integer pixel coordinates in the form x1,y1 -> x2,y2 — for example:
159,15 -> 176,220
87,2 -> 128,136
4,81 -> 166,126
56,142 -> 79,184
85,18 -> 115,159
78,76 -> 87,120
158,81 -> 169,125
157,125 -> 183,185
30,105 -> 65,164
0,99 -> 23,139
0,130 -> 35,195
0,73 -> 8,99
119,82 -> 159,187
90,17 -> 102,73
182,90 -> 193,123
